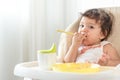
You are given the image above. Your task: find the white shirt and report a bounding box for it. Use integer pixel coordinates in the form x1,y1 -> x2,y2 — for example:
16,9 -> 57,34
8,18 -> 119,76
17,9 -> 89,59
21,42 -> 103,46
76,41 -> 111,63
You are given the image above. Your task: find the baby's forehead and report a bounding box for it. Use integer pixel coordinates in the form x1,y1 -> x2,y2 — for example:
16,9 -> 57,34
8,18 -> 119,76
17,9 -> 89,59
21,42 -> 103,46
80,16 -> 101,25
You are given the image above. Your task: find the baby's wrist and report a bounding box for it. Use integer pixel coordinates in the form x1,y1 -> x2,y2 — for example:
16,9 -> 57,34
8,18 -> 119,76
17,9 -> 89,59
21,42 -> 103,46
71,43 -> 80,49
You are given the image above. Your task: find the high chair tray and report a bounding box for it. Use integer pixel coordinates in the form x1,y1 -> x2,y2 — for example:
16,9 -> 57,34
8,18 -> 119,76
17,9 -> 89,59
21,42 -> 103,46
14,61 -> 120,80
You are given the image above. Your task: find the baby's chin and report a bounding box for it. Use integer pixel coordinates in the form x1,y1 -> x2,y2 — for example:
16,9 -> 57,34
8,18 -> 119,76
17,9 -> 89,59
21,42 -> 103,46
82,42 -> 89,46
82,41 -> 94,46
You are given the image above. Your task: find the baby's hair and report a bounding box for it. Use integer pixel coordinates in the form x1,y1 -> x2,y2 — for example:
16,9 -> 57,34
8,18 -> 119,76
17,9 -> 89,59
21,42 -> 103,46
80,8 -> 114,41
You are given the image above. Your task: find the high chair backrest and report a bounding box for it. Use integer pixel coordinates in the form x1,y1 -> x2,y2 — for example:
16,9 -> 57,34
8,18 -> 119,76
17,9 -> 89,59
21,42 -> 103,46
58,7 -> 120,62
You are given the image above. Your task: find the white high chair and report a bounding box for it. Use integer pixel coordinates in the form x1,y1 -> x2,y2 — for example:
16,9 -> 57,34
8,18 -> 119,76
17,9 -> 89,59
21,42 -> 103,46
14,7 -> 120,80
14,61 -> 120,80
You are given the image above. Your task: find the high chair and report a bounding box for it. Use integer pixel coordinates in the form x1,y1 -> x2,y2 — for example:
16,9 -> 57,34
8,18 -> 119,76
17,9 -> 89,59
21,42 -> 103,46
14,7 -> 120,80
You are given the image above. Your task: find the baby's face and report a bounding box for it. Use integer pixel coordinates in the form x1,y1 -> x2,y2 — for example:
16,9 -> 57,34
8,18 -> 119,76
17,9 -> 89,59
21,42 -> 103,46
78,17 -> 105,46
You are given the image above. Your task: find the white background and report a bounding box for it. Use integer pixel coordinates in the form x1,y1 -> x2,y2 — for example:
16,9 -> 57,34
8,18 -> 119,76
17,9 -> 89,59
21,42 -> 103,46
0,0 -> 120,80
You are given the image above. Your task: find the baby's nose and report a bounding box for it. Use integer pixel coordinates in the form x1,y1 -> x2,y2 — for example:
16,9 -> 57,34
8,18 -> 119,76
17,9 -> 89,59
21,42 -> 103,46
81,32 -> 85,34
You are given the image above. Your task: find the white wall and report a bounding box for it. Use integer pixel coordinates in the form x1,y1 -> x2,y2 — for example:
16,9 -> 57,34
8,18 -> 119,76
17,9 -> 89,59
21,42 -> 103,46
0,0 -> 31,80
45,0 -> 65,49
77,0 -> 120,12
45,0 -> 79,49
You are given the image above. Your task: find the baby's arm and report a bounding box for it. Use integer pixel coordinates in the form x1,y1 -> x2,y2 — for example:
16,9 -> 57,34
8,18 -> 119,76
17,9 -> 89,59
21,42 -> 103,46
64,32 -> 86,62
98,43 -> 120,66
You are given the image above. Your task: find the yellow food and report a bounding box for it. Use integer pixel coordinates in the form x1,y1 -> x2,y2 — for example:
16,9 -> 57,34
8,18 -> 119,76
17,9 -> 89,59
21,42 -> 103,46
52,63 -> 100,73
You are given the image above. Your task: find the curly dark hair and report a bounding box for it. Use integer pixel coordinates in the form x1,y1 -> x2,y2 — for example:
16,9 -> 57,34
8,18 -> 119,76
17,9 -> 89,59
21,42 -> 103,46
81,8 -> 114,41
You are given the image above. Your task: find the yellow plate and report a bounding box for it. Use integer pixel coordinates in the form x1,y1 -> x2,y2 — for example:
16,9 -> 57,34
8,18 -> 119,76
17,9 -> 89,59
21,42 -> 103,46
52,63 -> 101,73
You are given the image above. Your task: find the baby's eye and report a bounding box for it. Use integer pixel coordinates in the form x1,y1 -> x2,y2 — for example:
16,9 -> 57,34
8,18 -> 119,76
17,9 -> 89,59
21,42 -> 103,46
89,26 -> 94,29
79,25 -> 84,28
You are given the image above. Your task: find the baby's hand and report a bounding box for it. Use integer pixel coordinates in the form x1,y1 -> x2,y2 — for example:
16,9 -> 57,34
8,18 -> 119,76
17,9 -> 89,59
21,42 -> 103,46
98,53 -> 110,66
72,32 -> 86,46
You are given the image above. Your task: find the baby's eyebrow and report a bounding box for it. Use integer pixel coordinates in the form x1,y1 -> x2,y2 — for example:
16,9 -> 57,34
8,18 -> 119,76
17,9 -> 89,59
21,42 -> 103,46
79,23 -> 84,26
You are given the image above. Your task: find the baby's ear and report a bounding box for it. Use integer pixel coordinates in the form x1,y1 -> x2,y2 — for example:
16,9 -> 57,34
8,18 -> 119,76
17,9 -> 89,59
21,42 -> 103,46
100,31 -> 106,40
